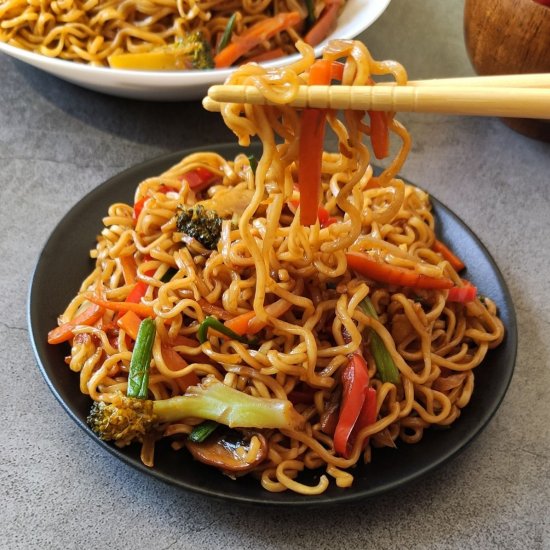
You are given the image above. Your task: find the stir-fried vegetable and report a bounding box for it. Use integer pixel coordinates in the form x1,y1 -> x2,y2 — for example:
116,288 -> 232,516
218,13 -> 237,53
433,238 -> 466,271
108,31 -> 214,70
47,304 -> 104,344
360,297 -> 400,384
447,280 -> 477,303
87,376 -> 305,445
188,420 -> 219,443
117,310 -> 142,340
176,205 -> 223,250
127,318 -> 156,399
214,11 -> 302,68
305,0 -> 316,27
304,0 -> 341,46
298,59 -> 333,225
333,353 -> 377,458
86,294 -> 155,318
180,166 -> 219,192
346,252 -> 454,290
223,299 -> 292,336
198,316 -> 257,346
186,430 -> 268,473
368,111 -> 390,159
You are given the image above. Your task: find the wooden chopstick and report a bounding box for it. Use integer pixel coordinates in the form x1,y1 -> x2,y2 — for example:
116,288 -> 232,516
204,73 -> 550,118
402,73 -> 550,88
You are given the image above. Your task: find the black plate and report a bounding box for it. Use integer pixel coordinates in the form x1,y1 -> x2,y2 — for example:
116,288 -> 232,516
28,143 -> 517,507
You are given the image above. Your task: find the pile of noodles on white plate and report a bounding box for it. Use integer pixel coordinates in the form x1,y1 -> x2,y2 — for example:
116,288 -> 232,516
0,0 -> 347,69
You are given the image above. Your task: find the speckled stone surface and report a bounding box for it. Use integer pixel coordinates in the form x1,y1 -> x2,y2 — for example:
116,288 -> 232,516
1,1 -> 549,548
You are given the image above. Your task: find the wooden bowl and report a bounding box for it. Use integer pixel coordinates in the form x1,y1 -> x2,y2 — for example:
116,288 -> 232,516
464,0 -> 550,141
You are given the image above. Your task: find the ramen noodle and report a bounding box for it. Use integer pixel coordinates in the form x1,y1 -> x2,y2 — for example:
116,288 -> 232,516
47,40 -> 505,495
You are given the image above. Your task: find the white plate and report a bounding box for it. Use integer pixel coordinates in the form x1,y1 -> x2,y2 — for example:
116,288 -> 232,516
0,0 -> 390,101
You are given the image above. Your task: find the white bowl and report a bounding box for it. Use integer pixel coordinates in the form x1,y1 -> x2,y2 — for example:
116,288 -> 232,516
0,0 -> 390,101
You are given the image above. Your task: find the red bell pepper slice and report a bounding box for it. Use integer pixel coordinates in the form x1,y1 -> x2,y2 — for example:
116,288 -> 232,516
354,387 -> 377,447
133,185 -> 178,223
333,353 -> 370,458
447,280 -> 477,303
346,251 -> 454,290
180,166 -> 219,193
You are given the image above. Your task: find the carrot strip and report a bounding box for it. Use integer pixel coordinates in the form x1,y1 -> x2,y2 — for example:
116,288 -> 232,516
346,252 -> 454,290
119,255 -> 137,285
224,310 -> 256,336
433,239 -> 466,271
304,1 -> 341,46
224,299 -> 293,336
47,304 -> 105,344
298,59 -> 333,226
86,295 -> 156,318
161,345 -> 200,390
368,111 -> 390,159
116,310 -> 142,340
214,11 -> 302,68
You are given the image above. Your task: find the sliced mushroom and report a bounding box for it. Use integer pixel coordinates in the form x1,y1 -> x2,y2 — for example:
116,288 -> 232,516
185,430 -> 268,474
319,386 -> 342,436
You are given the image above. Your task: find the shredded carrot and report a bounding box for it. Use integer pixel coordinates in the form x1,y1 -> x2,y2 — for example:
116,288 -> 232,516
214,11 -> 302,68
47,304 -> 105,344
433,239 -> 466,271
161,345 -> 200,390
304,1 -> 342,46
86,294 -> 156,318
298,59 -> 333,225
368,111 -> 390,159
224,310 -> 256,336
224,299 -> 293,336
119,255 -> 137,285
116,310 -> 142,340
346,252 -> 454,290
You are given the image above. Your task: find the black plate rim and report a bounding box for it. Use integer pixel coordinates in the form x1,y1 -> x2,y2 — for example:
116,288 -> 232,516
27,143 -> 518,507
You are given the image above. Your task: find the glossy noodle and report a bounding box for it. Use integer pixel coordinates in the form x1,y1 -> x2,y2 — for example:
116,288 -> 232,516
0,0 -> 345,68
48,40 -> 504,495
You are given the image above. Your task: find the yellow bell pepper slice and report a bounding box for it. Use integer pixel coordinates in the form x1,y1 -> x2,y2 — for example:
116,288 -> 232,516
108,50 -> 192,71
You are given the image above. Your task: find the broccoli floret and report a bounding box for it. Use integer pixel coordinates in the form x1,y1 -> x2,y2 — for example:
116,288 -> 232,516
177,31 -> 214,70
87,376 -> 304,446
87,393 -> 155,446
176,204 -> 222,250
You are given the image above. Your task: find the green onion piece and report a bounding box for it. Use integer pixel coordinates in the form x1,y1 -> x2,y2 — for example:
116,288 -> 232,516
359,298 -> 400,384
127,318 -> 156,399
305,0 -> 316,27
248,154 -> 258,175
161,267 -> 178,283
198,316 -> 257,347
188,420 -> 219,443
218,13 -> 237,53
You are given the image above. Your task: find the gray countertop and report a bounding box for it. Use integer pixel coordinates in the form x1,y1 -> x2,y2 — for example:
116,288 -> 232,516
2,1 -> 549,548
